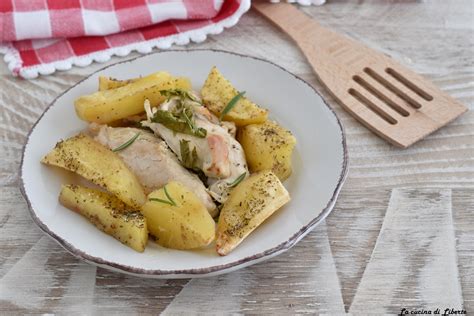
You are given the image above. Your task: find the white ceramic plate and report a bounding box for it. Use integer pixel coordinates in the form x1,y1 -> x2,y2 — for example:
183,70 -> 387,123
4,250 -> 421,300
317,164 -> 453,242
20,50 -> 348,278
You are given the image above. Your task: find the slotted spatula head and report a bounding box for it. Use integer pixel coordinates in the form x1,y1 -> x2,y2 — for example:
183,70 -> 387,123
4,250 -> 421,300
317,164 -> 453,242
253,2 -> 467,148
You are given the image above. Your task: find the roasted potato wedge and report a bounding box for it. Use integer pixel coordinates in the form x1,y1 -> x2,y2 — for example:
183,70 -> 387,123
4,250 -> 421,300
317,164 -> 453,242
216,171 -> 290,256
98,75 -> 190,92
201,66 -> 268,126
59,184 -> 148,252
141,181 -> 216,250
42,134 -> 146,208
75,72 -> 191,124
98,76 -> 135,91
238,120 -> 296,181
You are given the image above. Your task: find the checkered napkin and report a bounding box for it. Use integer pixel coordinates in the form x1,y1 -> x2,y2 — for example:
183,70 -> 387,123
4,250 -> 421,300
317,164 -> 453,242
0,0 -> 249,78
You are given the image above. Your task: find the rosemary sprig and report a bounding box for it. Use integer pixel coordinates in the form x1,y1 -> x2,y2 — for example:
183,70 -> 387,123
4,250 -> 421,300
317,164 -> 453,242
227,172 -> 247,188
160,89 -> 200,103
152,110 -> 207,138
220,91 -> 245,121
182,109 -> 195,132
149,185 -> 177,206
163,185 -> 177,206
149,198 -> 175,206
180,139 -> 199,170
112,132 -> 140,152
182,109 -> 207,138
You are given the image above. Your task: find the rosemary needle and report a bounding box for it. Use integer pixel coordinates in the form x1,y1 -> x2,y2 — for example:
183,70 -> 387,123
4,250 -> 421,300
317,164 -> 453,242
163,185 -> 177,206
220,91 -> 245,121
182,109 -> 195,132
149,185 -> 177,206
227,172 -> 247,188
149,198 -> 174,206
112,132 -> 140,152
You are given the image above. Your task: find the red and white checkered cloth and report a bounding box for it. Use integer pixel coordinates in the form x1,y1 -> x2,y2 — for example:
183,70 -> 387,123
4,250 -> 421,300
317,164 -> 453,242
0,0 -> 250,78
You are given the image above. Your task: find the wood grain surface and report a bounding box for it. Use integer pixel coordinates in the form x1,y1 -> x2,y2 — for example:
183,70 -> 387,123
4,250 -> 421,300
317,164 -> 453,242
0,1 -> 473,315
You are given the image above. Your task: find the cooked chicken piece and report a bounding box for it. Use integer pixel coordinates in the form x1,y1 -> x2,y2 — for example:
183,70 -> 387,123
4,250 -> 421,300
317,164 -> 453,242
220,121 -> 237,138
88,124 -> 217,216
194,105 -> 236,138
142,98 -> 248,203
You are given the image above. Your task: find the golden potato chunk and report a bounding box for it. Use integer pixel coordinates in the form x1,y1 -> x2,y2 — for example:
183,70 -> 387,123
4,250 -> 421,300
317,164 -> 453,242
59,185 -> 148,252
98,76 -> 135,91
216,171 -> 290,256
42,134 -> 146,208
98,75 -> 190,91
75,72 -> 191,123
141,182 -> 216,250
238,120 -> 296,181
201,66 -> 268,126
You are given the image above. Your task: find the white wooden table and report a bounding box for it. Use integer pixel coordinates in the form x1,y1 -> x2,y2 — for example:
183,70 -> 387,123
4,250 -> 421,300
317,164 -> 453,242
1,1 -> 472,314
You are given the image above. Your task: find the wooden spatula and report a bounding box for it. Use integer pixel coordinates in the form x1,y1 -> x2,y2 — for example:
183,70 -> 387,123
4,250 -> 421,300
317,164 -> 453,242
253,2 -> 467,148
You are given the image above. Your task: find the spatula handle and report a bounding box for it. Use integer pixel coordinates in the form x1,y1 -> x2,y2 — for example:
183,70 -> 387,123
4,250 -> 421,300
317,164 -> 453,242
253,2 -> 339,76
252,2 -> 328,49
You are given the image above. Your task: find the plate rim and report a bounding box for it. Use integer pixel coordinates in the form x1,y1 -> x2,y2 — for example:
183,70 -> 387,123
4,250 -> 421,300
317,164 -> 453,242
19,49 -> 349,277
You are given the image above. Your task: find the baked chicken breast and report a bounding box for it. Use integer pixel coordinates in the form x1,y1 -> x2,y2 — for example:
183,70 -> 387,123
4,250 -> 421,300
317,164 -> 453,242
142,92 -> 248,203
88,124 -> 217,216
